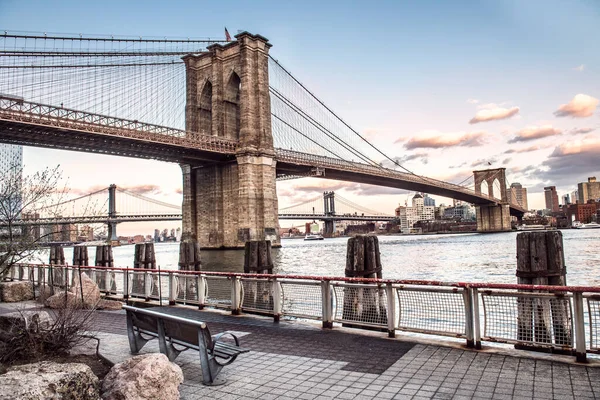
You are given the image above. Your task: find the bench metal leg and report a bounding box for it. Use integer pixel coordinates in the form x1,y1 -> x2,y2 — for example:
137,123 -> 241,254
198,330 -> 225,386
126,311 -> 149,354
157,319 -> 182,362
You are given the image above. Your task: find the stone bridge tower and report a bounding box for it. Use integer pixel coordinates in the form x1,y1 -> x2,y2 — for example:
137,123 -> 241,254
181,32 -> 280,249
473,168 -> 511,232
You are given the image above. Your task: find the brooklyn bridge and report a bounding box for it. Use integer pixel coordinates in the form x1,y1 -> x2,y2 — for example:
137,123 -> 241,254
0,31 -> 526,248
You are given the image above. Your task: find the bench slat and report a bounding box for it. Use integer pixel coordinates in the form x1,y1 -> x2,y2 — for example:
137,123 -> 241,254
215,342 -> 249,354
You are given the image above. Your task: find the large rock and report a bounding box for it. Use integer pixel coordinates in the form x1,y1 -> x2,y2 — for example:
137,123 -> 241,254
0,280 -> 34,302
0,361 -> 100,399
97,299 -> 122,311
45,291 -> 80,309
0,310 -> 51,332
101,353 -> 183,400
37,284 -> 53,304
71,273 -> 101,308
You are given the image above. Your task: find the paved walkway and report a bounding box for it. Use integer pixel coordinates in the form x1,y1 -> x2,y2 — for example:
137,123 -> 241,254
2,302 -> 600,399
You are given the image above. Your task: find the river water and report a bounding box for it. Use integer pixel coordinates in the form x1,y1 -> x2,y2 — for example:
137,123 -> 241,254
35,229 -> 600,286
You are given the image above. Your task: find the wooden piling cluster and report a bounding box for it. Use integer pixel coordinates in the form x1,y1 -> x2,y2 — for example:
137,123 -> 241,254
177,240 -> 202,303
343,235 -> 387,326
95,245 -> 115,292
516,231 -> 571,347
243,240 -> 274,312
131,243 -> 156,297
48,246 -> 66,288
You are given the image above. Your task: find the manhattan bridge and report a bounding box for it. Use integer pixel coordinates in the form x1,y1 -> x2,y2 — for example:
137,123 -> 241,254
0,31 -> 525,248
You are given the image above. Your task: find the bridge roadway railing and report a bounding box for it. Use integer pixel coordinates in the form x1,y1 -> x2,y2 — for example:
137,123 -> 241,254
276,149 -> 526,211
0,97 -> 238,154
9,264 -> 600,362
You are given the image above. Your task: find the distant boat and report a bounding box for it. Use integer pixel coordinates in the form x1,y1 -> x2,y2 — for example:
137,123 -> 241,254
304,234 -> 324,241
575,222 -> 600,229
516,224 -> 547,231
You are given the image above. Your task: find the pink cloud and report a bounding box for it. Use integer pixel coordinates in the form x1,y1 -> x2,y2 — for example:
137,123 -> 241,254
404,130 -> 488,149
508,125 -> 562,143
554,94 -> 599,118
469,106 -> 520,124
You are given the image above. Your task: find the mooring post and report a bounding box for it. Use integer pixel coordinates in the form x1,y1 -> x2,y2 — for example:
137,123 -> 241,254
177,237 -> 202,305
243,240 -> 274,315
343,235 -> 387,329
516,231 -> 571,351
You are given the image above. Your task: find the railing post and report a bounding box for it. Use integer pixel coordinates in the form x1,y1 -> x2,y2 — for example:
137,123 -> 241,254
321,280 -> 333,329
123,268 -> 129,300
144,271 -> 151,301
472,288 -> 482,349
231,276 -> 242,315
169,272 -> 178,306
198,275 -> 206,310
573,292 -> 587,362
386,283 -> 396,338
463,287 -> 475,348
272,278 -> 282,323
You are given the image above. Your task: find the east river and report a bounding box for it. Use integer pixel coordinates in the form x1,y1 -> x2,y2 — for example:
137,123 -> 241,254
33,229 -> 600,286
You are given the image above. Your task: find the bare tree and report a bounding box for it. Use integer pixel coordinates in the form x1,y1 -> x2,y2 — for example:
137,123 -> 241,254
0,157 -> 68,277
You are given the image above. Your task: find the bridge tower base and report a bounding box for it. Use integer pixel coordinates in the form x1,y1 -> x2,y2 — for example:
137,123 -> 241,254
476,203 -> 512,232
181,32 -> 280,249
323,220 -> 335,238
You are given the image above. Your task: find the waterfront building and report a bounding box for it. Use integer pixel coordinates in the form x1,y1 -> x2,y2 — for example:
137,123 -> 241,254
0,143 -> 23,176
396,194 -> 435,233
510,183 -> 529,210
578,177 -> 600,204
544,186 -> 559,212
562,193 -> 570,206
567,201 -> 600,224
443,204 -> 476,221
78,225 -> 94,242
423,194 -> 435,207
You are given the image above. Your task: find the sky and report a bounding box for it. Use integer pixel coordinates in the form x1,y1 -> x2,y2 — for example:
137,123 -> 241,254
1,0 -> 599,235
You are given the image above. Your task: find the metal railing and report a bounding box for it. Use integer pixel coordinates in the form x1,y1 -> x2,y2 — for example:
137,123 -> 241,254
6,264 -> 598,362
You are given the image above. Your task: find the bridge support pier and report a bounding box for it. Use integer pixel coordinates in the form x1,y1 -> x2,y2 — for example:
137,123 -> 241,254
476,203 -> 512,232
323,220 -> 335,238
181,32 -> 280,249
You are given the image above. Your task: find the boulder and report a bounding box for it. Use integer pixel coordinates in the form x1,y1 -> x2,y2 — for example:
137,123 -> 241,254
0,310 -> 51,332
37,284 -> 53,303
45,291 -> 80,309
70,273 -> 101,308
0,280 -> 34,302
0,361 -> 100,400
97,299 -> 122,311
101,353 -> 183,400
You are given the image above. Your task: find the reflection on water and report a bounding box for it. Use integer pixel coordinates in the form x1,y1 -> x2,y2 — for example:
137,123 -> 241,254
32,229 -> 600,286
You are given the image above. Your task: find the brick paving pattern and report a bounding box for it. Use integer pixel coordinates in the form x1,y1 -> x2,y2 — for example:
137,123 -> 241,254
3,302 -> 600,399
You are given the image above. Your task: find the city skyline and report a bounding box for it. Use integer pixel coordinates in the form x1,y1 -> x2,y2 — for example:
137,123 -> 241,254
1,0 -> 598,235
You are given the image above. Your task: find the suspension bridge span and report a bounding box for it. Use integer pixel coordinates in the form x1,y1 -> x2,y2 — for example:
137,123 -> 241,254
13,187 -> 394,241
0,32 -> 525,248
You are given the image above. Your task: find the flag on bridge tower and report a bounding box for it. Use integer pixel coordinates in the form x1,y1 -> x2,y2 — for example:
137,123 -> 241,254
225,27 -> 232,41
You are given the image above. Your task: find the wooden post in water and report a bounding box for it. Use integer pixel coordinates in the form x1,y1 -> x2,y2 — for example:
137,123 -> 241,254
343,235 -> 387,328
72,246 -> 89,267
243,240 -> 274,313
132,243 -> 156,299
95,245 -> 115,293
178,239 -> 202,304
516,231 -> 570,349
48,246 -> 66,292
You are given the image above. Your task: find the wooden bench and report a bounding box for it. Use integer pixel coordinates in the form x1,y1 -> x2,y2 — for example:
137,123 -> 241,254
123,305 -> 249,386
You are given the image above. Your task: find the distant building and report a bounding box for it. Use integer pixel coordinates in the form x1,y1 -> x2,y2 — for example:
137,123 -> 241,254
510,183 -> 528,210
544,186 -> 559,212
567,201 -> 600,224
423,194 -> 435,207
0,144 -> 23,176
561,193 -> 570,206
78,225 -> 94,242
578,177 -> 600,204
443,205 -> 476,221
571,190 -> 579,204
396,193 -> 435,233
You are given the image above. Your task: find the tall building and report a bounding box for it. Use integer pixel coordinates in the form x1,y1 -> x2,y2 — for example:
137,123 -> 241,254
0,144 -> 23,175
510,183 -> 528,210
423,194 -> 435,207
396,193 -> 435,232
571,190 -> 579,204
561,193 -> 570,206
544,186 -> 559,212
578,177 -> 600,204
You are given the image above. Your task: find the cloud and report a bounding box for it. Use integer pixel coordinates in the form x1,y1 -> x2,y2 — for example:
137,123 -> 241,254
174,188 -> 183,195
467,98 -> 479,104
380,153 -> 429,168
121,184 -> 162,195
471,158 -> 497,168
504,144 -> 549,154
404,130 -> 489,150
70,185 -> 106,196
508,125 -> 562,143
502,158 -> 512,165
570,127 -> 595,135
573,64 -> 585,72
522,137 -> 600,186
554,94 -> 599,118
469,106 -> 520,124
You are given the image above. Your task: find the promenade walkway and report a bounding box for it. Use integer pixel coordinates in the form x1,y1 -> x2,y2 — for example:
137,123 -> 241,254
2,302 -> 600,399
